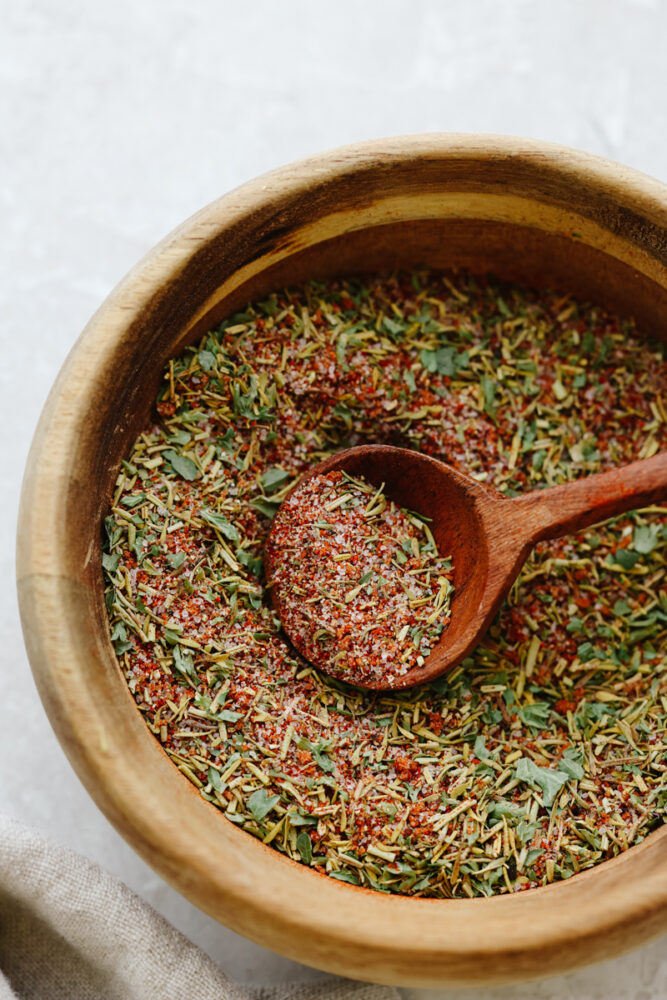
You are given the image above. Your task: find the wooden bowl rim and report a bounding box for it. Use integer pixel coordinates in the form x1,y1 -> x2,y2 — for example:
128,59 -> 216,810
17,134 -> 667,986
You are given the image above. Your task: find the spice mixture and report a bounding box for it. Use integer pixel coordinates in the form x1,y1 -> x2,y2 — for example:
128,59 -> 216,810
104,271 -> 666,898
265,470 -> 454,687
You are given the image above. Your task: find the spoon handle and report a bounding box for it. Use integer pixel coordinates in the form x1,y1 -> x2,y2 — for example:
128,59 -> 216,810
509,451 -> 667,543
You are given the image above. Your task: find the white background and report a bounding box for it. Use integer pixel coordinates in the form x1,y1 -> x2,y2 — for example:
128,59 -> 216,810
2,1 -> 666,996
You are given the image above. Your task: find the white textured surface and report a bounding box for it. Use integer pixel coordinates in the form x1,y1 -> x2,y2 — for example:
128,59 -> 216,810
2,0 -> 666,995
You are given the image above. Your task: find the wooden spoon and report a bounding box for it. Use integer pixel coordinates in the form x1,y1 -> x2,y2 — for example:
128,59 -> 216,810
266,445 -> 667,690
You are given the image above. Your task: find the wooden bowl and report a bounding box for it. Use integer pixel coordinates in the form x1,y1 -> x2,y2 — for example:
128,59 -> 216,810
17,135 -> 667,986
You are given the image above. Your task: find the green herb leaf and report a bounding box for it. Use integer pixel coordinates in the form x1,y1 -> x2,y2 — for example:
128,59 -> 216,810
252,498 -> 281,520
383,316 -> 408,338
208,767 -> 224,792
473,734 -> 491,759
518,702 -> 551,730
232,380 -> 258,418
110,621 -> 133,655
168,429 -> 191,446
172,644 -> 198,683
532,450 -> 547,471
217,709 -> 242,722
261,467 -> 291,493
633,524 -> 661,554
198,349 -> 217,372
480,375 -> 497,417
102,552 -> 120,573
487,800 -> 525,821
121,492 -> 147,508
200,508 -> 239,541
558,748 -> 585,780
232,376 -> 275,422
104,516 -> 120,548
237,548 -> 263,576
516,820 -> 541,845
582,440 -> 600,462
614,549 -> 640,570
178,409 -> 207,424
248,788 -> 280,822
217,428 -> 236,453
581,330 -> 596,354
419,346 -> 469,377
577,641 -> 599,663
332,402 -> 354,428
296,831 -> 313,863
163,450 -> 199,481
329,870 -> 361,885
514,758 -> 570,807
285,808 -> 317,826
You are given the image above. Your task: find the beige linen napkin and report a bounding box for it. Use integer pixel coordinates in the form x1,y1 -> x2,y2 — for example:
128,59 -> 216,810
0,816 -> 398,1000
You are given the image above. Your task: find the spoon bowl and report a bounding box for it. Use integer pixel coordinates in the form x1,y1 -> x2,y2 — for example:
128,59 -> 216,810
267,444 -> 667,689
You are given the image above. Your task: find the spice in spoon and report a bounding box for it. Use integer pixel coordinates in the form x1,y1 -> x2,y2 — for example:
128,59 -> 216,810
265,470 -> 454,687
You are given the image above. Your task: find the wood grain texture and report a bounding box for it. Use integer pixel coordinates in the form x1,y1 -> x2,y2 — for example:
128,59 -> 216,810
16,135 -> 667,986
266,447 -> 667,690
